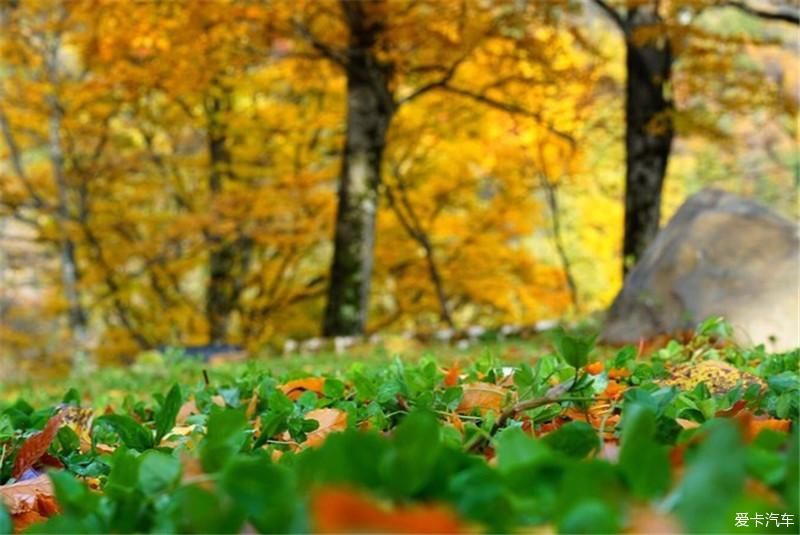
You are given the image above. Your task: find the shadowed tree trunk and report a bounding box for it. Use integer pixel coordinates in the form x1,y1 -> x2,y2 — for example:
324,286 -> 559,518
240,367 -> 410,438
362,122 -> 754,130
592,0 -> 673,276
322,1 -> 394,336
622,5 -> 673,275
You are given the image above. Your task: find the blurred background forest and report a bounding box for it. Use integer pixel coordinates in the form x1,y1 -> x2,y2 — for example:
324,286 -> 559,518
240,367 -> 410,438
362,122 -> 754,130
0,0 -> 797,373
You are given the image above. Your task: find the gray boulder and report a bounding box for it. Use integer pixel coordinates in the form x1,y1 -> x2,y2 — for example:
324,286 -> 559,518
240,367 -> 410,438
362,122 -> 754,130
602,188 -> 799,351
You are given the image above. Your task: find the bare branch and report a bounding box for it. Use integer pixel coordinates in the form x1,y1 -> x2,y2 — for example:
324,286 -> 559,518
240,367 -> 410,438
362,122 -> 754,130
0,108 -> 48,209
291,19 -> 349,66
396,50 -> 471,106
719,0 -> 799,24
590,0 -> 627,33
441,85 -> 576,144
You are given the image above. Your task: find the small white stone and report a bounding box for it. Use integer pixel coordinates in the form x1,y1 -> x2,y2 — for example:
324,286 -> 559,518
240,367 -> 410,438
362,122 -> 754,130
466,325 -> 486,338
302,337 -> 323,352
500,324 -> 520,336
535,319 -> 559,331
283,339 -> 298,354
435,328 -> 455,342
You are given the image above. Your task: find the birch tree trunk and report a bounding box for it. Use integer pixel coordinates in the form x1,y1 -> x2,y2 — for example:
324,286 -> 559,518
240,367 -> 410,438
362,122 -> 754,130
45,36 -> 90,366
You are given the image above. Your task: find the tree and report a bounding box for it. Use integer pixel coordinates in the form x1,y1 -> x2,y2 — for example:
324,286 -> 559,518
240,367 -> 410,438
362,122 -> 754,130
295,0 -> 584,336
591,0 -> 799,275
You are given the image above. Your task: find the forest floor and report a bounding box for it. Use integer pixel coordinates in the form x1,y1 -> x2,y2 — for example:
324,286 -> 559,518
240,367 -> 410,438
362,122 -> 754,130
0,329 -> 797,533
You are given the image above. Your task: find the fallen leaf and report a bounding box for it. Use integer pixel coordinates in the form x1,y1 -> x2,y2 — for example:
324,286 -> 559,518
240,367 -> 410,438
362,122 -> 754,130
210,395 -> 226,408
584,362 -> 604,375
608,368 -> 631,380
675,418 -> 700,430
176,398 -> 199,423
12,414 -> 63,479
311,486 -> 466,534
279,377 -> 326,400
11,510 -> 45,533
448,412 -> 465,434
457,383 -> 510,415
747,415 -> 791,440
443,366 -> 460,387
281,408 -> 348,449
245,389 -> 259,419
603,381 -> 627,400
0,474 -> 56,516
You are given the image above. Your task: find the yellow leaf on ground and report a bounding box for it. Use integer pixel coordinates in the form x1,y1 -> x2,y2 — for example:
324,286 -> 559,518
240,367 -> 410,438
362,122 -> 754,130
278,378 -> 326,400
457,383 -> 511,415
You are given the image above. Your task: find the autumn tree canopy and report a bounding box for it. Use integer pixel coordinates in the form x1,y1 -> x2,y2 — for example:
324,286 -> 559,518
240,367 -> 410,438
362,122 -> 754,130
0,0 -> 796,367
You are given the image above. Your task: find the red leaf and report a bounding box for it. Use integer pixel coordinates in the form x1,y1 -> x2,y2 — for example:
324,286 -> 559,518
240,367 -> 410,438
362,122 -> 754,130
12,414 -> 63,480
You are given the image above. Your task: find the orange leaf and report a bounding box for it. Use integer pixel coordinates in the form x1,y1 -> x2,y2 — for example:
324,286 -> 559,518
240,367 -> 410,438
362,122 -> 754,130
749,417 -> 791,439
245,389 -> 259,419
11,510 -> 46,533
12,414 -> 63,479
311,486 -> 466,534
279,377 -> 326,401
603,381 -> 627,400
584,362 -> 604,375
608,368 -> 631,380
456,382 -> 510,415
448,412 -> 465,434
443,366 -> 460,387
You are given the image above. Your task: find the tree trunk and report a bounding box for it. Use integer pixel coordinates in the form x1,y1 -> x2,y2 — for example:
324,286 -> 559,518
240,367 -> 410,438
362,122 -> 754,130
322,1 -> 394,336
623,5 -> 673,274
45,40 -> 89,367
205,85 -> 250,345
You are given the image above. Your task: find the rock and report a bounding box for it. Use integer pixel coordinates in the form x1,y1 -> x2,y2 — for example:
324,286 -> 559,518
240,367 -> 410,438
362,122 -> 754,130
602,189 -> 799,351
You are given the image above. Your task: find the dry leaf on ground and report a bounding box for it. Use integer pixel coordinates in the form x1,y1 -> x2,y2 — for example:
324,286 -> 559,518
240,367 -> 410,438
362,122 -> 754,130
279,378 -> 326,400
12,413 -> 63,479
311,486 -> 467,534
457,382 -> 511,415
280,408 -> 348,449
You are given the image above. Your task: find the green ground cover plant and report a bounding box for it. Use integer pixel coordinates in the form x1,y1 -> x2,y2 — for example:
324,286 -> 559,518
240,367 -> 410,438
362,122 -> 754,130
0,327 -> 797,534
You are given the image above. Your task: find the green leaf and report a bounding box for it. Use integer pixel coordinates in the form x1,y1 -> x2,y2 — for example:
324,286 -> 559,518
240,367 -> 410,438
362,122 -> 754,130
381,411 -> 441,497
49,471 -> 99,516
676,419 -> 747,533
549,328 -> 595,369
322,378 -> 345,399
543,421 -> 600,459
104,448 -> 141,499
155,384 -> 182,444
138,451 -> 181,494
94,414 -> 154,451
221,456 -> 298,533
0,503 -> 11,535
494,427 -> 550,473
57,426 -> 80,452
618,403 -> 670,498
558,499 -> 620,534
200,408 -> 248,473
61,388 -> 81,406
171,485 -> 245,534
